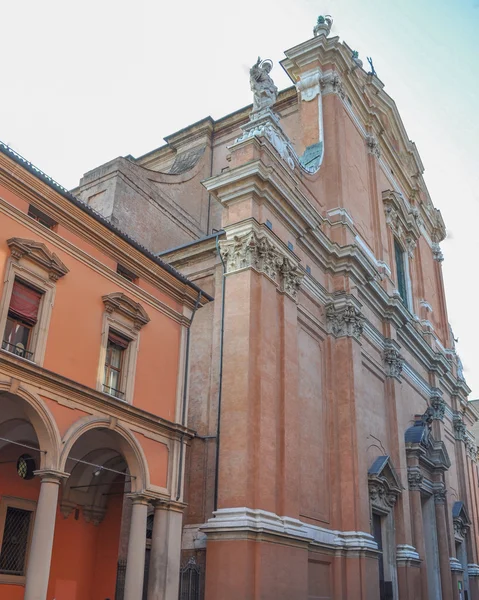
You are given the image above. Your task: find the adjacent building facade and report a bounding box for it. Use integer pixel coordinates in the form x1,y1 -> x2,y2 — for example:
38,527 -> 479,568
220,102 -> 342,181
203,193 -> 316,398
0,143 -> 211,599
5,16 -> 476,600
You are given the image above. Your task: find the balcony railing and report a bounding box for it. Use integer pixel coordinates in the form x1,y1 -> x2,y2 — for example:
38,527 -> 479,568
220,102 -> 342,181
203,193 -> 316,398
1,340 -> 34,360
103,384 -> 125,400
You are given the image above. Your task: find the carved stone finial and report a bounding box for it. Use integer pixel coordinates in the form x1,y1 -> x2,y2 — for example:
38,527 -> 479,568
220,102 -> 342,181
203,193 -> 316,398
383,341 -> 403,379
326,300 -> 364,339
250,57 -> 278,115
313,15 -> 333,37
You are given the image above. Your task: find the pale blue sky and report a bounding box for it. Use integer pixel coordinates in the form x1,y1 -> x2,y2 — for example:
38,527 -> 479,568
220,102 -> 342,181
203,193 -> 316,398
1,0 -> 478,395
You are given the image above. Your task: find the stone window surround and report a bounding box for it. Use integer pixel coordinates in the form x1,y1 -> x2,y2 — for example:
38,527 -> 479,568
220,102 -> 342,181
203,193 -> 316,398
0,257 -> 59,367
0,495 -> 37,585
97,293 -> 150,404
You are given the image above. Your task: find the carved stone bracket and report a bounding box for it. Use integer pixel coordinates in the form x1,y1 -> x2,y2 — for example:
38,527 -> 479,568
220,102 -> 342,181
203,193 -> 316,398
325,297 -> 364,339
60,500 -> 77,519
219,229 -> 303,301
383,340 -> 403,379
432,242 -> 444,262
453,414 -> 466,442
366,135 -> 381,159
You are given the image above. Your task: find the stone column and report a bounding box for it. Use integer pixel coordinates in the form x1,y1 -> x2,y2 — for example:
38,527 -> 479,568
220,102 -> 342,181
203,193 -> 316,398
124,494 -> 149,600
435,489 -> 454,600
408,474 -> 429,600
24,470 -> 68,600
147,501 -> 184,600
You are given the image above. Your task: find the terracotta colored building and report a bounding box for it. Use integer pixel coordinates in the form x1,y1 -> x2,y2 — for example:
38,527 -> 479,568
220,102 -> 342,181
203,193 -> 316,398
57,16 -> 479,600
0,143 -> 212,600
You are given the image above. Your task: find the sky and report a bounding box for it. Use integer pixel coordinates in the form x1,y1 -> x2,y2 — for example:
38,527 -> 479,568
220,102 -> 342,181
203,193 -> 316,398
1,0 -> 478,396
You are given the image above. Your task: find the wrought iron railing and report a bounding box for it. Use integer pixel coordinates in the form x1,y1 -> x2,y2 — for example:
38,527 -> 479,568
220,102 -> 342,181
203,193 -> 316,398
1,340 -> 34,360
103,384 -> 125,400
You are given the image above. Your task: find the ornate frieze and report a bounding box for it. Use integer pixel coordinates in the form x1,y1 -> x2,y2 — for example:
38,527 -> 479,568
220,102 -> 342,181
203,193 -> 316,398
369,482 -> 397,511
219,229 -> 303,301
383,340 -> 403,379
325,298 -> 364,339
407,468 -> 424,491
320,72 -> 345,99
365,135 -> 381,159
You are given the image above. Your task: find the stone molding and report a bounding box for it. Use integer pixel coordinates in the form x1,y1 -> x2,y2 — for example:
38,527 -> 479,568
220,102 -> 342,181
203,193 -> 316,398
432,242 -> 444,262
450,557 -> 464,572
219,226 -> 303,301
325,296 -> 364,339
468,564 -> 479,577
102,292 -> 150,330
396,545 -> 421,567
201,507 -> 378,555
383,340 -> 403,379
83,504 -> 106,526
7,237 -> 69,281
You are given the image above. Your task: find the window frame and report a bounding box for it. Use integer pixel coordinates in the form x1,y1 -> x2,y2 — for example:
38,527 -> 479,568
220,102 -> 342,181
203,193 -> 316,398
393,237 -> 413,310
103,332 -> 129,399
0,496 -> 36,585
0,260 -> 56,366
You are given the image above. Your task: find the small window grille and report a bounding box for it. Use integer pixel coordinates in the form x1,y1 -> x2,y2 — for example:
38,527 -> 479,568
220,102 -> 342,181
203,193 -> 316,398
28,205 -> 57,230
179,557 -> 201,600
0,507 -> 32,575
146,514 -> 154,539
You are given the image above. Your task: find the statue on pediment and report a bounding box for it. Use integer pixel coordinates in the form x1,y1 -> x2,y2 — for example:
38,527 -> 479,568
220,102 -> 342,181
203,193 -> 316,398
250,57 -> 278,113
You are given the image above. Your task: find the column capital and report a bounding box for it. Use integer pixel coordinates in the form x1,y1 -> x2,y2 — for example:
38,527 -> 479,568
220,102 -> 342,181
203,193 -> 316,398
34,469 -> 69,484
126,493 -> 151,506
151,499 -> 187,513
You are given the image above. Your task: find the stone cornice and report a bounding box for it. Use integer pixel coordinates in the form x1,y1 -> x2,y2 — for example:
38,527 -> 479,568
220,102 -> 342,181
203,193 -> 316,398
102,292 -> 150,330
201,507 -> 378,557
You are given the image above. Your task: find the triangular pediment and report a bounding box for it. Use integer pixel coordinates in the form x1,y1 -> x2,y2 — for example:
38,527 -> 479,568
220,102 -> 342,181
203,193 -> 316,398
7,237 -> 69,281
102,292 -> 150,330
368,455 -> 402,514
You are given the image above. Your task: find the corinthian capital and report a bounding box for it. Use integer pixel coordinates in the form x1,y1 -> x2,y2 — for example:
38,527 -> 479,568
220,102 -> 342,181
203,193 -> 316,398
219,227 -> 303,301
383,340 -> 403,379
326,297 -> 364,339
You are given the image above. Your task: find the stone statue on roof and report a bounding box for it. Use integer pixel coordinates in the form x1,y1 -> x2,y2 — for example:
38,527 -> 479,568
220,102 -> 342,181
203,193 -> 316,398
250,57 -> 278,113
313,15 -> 333,37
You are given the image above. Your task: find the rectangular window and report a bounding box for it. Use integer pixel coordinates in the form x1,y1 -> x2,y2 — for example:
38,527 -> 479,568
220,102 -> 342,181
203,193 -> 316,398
394,239 -> 408,308
2,280 -> 42,360
117,264 -> 138,284
28,205 -> 57,230
103,331 -> 129,399
0,507 -> 33,576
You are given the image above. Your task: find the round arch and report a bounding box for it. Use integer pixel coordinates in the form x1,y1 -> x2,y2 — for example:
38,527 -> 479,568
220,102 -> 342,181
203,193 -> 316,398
59,416 -> 149,492
0,382 -> 61,470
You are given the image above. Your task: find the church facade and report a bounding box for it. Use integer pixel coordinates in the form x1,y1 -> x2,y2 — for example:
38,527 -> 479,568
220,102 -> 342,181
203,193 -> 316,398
72,17 -> 479,600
